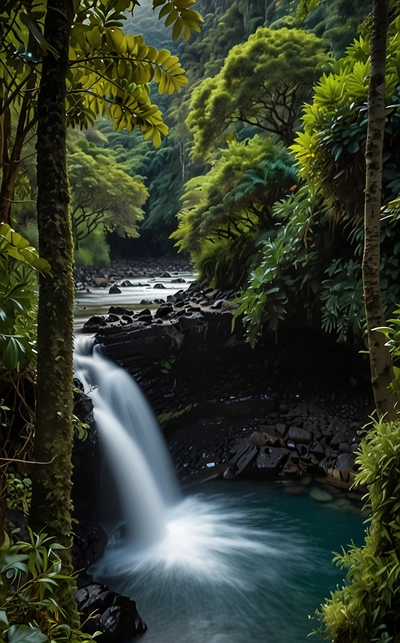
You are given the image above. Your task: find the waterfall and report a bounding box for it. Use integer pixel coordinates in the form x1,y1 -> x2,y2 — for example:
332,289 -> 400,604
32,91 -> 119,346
73,333 -> 326,642
74,333 -> 180,548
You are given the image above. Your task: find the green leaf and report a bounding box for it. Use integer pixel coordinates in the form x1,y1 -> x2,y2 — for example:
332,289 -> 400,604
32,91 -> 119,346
7,625 -> 49,643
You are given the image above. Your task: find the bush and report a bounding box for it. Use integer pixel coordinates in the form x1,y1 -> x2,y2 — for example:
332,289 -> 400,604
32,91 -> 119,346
316,418 -> 400,642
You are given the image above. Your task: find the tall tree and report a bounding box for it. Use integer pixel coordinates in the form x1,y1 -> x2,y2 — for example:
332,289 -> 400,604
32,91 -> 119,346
362,0 -> 398,419
187,27 -> 327,159
0,0 -> 201,225
23,0 -> 202,626
29,0 -> 79,624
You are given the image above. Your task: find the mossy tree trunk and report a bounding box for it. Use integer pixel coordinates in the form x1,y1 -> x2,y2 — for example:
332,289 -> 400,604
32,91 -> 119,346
362,0 -> 398,421
29,0 -> 79,625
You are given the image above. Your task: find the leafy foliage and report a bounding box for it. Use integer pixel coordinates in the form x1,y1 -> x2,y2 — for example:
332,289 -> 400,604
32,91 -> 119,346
0,224 -> 49,373
315,417 -> 400,642
0,0 -> 203,224
171,138 -> 298,286
0,530 -> 99,642
291,30 -> 400,219
375,307 -> 400,394
187,26 -> 328,158
5,475 -> 32,516
67,138 -> 148,246
232,184 -> 326,345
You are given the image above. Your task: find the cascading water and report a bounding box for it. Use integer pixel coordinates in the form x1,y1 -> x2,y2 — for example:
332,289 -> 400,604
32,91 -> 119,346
74,333 -> 363,643
74,333 -> 180,548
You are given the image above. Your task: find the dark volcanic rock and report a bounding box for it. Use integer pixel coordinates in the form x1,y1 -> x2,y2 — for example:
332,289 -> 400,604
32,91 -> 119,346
287,426 -> 312,445
155,304 -> 173,318
76,583 -> 147,642
109,285 -> 122,294
336,452 -> 356,469
83,315 -> 105,332
108,306 -> 133,316
255,447 -> 289,475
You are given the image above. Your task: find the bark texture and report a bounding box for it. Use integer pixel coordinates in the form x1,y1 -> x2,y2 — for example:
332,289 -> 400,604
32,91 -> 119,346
362,0 -> 398,420
29,0 -> 78,624
0,71 -> 37,225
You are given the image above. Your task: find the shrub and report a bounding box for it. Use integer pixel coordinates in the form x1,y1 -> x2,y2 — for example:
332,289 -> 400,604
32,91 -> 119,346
316,418 -> 400,642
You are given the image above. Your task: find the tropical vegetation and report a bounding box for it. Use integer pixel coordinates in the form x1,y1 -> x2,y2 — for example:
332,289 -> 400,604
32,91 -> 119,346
2,0 -> 400,641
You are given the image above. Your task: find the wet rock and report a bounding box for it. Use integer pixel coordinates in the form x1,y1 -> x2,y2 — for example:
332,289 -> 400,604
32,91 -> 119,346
318,457 -> 328,475
108,306 -> 133,316
338,442 -> 351,453
255,447 -> 289,475
275,423 -> 287,439
83,315 -> 105,332
76,583 -> 147,642
249,431 -> 267,447
120,280 -> 133,287
310,487 -> 333,503
155,304 -> 174,319
308,441 -> 326,461
235,444 -> 258,475
278,403 -> 289,414
287,426 -> 312,445
336,452 -> 356,469
153,283 -> 166,289
93,277 -> 108,288
109,285 -> 122,294
140,299 -> 153,305
171,277 -> 186,283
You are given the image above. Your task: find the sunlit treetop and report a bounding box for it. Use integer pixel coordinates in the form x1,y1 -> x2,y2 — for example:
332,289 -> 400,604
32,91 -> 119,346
0,0 -> 203,147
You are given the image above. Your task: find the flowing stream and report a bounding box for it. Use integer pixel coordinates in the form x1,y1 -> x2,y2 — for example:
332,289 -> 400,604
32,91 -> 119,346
74,333 -> 365,643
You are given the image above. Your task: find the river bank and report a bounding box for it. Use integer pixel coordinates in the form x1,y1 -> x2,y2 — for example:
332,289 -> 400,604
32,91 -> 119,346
76,260 -> 373,491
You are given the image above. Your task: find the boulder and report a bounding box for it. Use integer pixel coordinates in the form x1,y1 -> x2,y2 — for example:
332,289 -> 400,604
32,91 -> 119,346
109,285 -> 121,294
155,304 -> 174,319
83,315 -> 104,332
287,426 -> 312,445
235,444 -> 258,475
76,583 -> 147,642
108,306 -> 133,316
336,452 -> 356,469
93,277 -> 108,288
255,447 -> 289,475
249,431 -> 267,447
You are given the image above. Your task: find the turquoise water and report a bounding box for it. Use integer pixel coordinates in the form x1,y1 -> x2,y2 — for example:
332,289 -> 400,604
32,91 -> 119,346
97,480 -> 365,643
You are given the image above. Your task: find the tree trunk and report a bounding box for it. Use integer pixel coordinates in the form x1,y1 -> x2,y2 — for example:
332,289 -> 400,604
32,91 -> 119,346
362,0 -> 398,420
29,0 -> 79,625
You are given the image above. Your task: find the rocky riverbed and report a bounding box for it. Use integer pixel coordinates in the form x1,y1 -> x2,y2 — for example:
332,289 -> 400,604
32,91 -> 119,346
77,261 -> 373,491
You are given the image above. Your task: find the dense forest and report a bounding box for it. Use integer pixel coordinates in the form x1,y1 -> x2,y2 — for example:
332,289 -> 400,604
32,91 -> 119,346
2,0 -> 400,642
